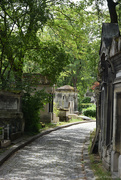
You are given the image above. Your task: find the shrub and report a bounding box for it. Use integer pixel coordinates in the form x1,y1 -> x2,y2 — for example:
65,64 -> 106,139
78,97 -> 91,112
82,97 -> 91,103
22,90 -> 51,133
82,105 -> 96,117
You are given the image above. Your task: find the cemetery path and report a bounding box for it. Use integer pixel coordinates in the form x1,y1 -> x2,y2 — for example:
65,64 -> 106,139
0,122 -> 96,180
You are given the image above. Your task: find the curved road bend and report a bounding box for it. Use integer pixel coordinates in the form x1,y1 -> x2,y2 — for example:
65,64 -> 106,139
0,122 -> 96,180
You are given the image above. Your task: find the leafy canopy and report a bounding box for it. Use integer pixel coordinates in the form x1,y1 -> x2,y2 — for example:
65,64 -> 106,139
0,0 -> 70,89
40,2 -> 101,97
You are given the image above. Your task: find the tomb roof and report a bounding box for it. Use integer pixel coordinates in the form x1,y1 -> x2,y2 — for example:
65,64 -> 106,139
100,23 -> 120,54
56,85 -> 75,91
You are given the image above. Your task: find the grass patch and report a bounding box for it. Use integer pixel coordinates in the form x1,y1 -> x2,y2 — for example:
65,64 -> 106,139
67,118 -> 84,123
89,154 -> 112,180
40,118 -> 84,131
88,129 -> 113,180
81,114 -> 96,121
89,116 -> 96,120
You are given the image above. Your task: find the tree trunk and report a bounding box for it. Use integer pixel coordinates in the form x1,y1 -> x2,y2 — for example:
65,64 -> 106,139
107,0 -> 118,23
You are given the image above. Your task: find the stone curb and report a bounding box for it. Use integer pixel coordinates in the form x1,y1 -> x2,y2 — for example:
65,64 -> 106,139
0,120 -> 95,168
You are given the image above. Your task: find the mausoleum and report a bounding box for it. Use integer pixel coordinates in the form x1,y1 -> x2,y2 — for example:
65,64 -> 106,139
23,73 -> 54,123
96,23 -> 121,178
54,85 -> 78,121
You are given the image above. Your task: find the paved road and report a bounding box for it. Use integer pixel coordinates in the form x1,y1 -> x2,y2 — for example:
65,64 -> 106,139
0,122 -> 96,180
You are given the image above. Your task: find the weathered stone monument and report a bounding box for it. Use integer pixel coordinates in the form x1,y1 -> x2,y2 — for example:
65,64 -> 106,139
23,73 -> 54,123
54,85 -> 78,121
0,91 -> 24,141
96,23 -> 121,178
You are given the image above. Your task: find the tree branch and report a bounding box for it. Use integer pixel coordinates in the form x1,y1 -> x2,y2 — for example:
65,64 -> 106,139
107,0 -> 119,23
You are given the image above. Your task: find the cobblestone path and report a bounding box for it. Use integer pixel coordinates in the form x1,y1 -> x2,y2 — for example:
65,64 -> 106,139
0,122 -> 96,180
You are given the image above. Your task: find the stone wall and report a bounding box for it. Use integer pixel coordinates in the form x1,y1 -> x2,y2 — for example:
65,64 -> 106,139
0,91 -> 24,140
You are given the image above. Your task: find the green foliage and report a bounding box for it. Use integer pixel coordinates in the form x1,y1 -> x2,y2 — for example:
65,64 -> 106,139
22,90 -> 51,133
48,3 -> 101,96
0,0 -> 70,89
0,0 -> 112,97
0,0 -> 52,88
78,96 -> 91,112
24,41 -> 69,84
41,118 -> 83,131
82,105 -> 96,117
82,97 -> 91,103
88,129 -> 112,179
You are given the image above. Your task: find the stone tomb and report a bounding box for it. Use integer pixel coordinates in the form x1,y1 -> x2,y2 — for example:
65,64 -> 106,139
0,91 -> 24,141
96,23 -> 121,178
54,85 -> 78,121
23,73 -> 54,123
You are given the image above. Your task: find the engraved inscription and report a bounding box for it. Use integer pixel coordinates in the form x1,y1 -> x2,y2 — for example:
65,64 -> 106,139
0,99 -> 18,110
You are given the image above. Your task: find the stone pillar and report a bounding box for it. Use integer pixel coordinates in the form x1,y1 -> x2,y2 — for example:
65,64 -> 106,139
98,132 -> 102,157
111,151 -> 119,172
118,155 -> 121,178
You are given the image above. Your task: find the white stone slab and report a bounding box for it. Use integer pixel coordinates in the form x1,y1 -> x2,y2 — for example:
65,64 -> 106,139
111,151 -> 119,172
118,155 -> 121,178
116,70 -> 121,78
78,115 -> 91,120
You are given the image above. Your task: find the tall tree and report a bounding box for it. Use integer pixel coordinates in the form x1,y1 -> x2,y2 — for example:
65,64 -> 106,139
0,0 -> 71,89
41,3 -> 101,96
23,41 -> 69,84
107,0 -> 119,23
0,0 -> 51,88
95,0 -> 120,24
